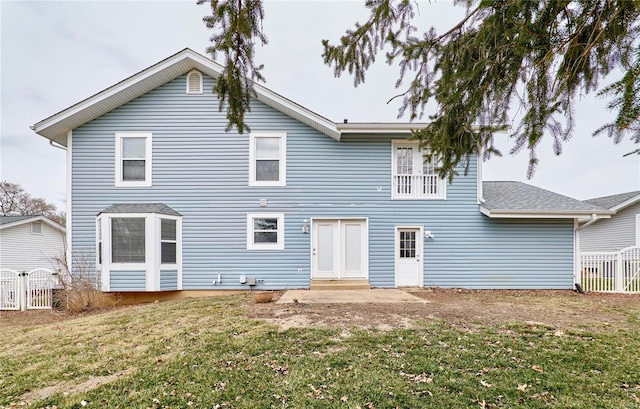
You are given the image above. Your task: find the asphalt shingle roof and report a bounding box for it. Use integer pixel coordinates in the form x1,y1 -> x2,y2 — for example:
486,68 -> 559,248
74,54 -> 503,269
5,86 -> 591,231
482,181 -> 606,214
98,203 -> 181,216
0,215 -> 37,225
584,190 -> 640,210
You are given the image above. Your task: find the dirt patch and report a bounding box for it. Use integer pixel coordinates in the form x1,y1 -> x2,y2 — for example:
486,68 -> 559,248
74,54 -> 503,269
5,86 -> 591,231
3,289 -> 638,334
9,371 -> 131,407
0,306 -> 128,330
247,288 -> 640,332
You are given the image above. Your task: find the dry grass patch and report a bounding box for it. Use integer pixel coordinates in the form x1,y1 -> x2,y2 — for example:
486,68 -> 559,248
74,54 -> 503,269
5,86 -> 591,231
1,291 -> 640,408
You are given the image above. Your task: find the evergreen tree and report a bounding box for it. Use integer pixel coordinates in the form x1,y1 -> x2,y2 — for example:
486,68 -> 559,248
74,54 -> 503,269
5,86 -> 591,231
199,0 -> 640,179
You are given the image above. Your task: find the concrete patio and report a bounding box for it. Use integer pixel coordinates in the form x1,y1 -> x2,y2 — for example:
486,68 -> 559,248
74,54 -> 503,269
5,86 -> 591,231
276,289 -> 428,304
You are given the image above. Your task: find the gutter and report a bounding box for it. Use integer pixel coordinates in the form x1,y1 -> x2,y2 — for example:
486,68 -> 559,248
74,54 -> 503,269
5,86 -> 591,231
575,213 -> 600,231
49,140 -> 67,151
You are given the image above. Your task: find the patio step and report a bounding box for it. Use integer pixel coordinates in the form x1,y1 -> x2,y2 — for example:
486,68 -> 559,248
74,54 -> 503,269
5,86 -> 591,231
310,279 -> 370,290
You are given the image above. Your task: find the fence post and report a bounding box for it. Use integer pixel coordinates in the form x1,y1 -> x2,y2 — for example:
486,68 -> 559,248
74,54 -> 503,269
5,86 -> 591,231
18,272 -> 26,311
615,249 -> 624,293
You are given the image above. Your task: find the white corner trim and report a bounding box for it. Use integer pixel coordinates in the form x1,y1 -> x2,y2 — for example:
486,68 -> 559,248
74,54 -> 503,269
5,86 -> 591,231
636,214 -> 640,246
476,151 -> 484,204
66,130 -> 73,268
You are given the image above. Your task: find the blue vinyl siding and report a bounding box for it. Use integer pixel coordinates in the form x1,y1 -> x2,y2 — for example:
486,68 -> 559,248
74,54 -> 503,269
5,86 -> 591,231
111,270 -> 145,291
160,269 -> 178,291
71,74 -> 575,291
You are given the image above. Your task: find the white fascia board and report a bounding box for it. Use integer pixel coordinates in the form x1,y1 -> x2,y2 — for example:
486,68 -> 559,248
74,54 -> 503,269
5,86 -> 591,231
338,123 -> 430,134
33,49 -> 196,139
609,194 -> 640,213
170,52 -> 341,139
337,123 -> 505,134
479,206 -> 613,219
33,48 -> 342,144
254,84 -> 340,140
0,216 -> 65,232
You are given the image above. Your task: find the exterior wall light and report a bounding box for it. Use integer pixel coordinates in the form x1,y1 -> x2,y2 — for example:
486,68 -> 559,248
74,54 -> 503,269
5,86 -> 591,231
302,219 -> 309,234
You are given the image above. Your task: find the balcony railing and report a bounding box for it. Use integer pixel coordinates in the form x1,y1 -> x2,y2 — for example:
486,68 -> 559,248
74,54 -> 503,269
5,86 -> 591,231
393,174 -> 446,199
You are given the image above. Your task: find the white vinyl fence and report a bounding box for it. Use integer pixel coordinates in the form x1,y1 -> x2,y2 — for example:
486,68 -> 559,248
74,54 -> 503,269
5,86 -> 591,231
0,268 -> 59,310
580,246 -> 640,293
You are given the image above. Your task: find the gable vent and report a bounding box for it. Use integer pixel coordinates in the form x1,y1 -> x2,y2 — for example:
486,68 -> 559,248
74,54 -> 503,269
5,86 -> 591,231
186,70 -> 203,94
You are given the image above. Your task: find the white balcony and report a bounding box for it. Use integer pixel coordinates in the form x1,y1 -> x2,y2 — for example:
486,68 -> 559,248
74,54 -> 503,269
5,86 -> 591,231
393,174 -> 446,200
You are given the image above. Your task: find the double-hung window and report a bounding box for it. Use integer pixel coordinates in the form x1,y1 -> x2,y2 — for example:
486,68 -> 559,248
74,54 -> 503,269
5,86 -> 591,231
161,218 -> 177,264
249,133 -> 286,186
115,132 -> 152,187
247,213 -> 284,250
392,141 -> 445,200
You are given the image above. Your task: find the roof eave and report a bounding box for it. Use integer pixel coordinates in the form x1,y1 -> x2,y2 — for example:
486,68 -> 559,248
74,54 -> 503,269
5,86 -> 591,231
32,48 -> 341,145
609,194 -> 640,212
480,206 -> 613,219
0,215 -> 66,232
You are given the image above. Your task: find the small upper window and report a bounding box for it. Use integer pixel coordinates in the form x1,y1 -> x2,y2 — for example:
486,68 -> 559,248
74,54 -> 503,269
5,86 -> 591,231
31,221 -> 42,235
115,132 -> 152,187
186,70 -> 203,94
249,133 -> 286,187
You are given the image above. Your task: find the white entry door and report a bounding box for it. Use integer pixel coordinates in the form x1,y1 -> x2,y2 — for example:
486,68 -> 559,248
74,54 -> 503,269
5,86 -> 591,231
395,227 -> 423,287
312,219 -> 367,280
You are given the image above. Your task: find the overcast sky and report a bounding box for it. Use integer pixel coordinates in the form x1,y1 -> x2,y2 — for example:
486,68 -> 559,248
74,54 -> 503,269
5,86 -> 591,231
1,1 -> 639,212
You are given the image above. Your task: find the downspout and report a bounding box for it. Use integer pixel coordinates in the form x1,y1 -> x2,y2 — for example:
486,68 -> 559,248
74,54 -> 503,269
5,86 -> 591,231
573,214 -> 599,293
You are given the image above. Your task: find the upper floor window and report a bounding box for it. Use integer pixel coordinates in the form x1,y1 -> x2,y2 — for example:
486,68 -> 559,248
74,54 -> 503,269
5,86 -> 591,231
115,132 -> 152,187
249,132 -> 286,186
392,141 -> 446,200
186,70 -> 203,94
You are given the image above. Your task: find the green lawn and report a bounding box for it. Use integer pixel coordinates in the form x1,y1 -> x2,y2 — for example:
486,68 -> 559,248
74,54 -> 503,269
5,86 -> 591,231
1,295 -> 640,408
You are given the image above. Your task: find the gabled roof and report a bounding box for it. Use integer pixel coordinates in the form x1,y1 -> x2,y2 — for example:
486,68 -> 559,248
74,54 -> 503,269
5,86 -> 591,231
98,203 -> 181,216
584,190 -> 640,212
0,215 -> 65,232
481,181 -> 612,219
32,48 -> 341,146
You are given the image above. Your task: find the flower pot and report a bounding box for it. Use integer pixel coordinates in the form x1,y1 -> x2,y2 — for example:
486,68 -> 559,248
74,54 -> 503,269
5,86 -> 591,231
253,291 -> 273,303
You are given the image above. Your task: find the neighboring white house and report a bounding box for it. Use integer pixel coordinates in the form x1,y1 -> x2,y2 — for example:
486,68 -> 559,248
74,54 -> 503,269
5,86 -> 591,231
0,215 -> 65,272
581,191 -> 640,252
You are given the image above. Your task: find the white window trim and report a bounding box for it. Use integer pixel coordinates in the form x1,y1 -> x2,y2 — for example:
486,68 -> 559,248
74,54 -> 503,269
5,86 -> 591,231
186,70 -> 203,94
247,213 -> 285,250
97,212 -> 182,291
249,132 -> 287,187
158,215 -> 181,266
391,140 -> 446,200
31,221 -> 43,235
115,132 -> 152,187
